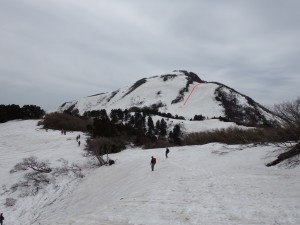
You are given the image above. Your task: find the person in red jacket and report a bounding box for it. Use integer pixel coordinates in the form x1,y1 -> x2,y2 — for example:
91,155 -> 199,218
150,156 -> 156,171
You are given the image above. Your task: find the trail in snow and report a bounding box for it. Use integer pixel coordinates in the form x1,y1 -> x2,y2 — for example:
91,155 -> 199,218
183,83 -> 202,106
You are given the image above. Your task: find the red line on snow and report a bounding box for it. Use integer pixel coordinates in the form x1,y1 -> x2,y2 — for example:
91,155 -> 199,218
183,83 -> 202,106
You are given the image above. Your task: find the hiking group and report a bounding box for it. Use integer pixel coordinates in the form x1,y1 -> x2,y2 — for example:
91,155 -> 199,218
150,148 -> 170,171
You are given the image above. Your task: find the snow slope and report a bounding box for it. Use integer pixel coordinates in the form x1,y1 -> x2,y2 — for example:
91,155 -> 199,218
59,73 -> 223,118
57,71 -> 276,125
1,120 -> 300,225
0,120 -> 88,224
158,116 -> 247,134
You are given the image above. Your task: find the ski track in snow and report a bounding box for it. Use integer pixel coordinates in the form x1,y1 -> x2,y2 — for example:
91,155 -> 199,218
0,120 -> 300,225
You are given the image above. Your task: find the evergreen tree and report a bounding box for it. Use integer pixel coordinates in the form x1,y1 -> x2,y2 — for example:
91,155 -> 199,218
146,116 -> 155,137
171,124 -> 182,145
93,115 -> 117,137
155,120 -> 160,135
110,110 -> 118,123
193,114 -> 205,121
99,109 -> 109,120
117,109 -> 124,121
22,105 -> 44,119
159,118 -> 167,137
124,109 -> 130,122
128,115 -> 135,127
134,112 -> 146,132
0,105 -> 8,123
0,104 -> 44,123
168,130 -> 173,141
110,108 -> 124,123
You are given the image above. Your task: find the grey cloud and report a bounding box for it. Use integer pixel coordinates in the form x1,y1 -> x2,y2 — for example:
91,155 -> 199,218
0,0 -> 299,110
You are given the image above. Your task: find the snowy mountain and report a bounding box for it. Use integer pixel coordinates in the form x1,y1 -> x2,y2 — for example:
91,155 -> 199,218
58,70 -> 276,127
1,120 -> 299,224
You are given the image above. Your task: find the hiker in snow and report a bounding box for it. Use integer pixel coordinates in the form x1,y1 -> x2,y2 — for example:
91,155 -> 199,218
0,213 -> 4,225
165,148 -> 170,158
150,156 -> 156,171
78,140 -> 81,146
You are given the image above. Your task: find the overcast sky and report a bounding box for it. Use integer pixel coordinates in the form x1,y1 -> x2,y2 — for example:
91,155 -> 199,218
1,0 -> 299,110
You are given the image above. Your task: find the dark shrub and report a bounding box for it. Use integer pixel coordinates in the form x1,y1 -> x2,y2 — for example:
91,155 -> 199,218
183,127 -> 296,146
86,136 -> 127,155
42,113 -> 92,131
143,139 -> 173,149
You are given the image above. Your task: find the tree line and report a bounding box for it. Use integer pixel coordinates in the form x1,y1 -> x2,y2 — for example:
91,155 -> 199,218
86,108 -> 182,145
0,104 -> 45,123
42,96 -> 300,167
84,109 -> 182,166
41,108 -> 183,166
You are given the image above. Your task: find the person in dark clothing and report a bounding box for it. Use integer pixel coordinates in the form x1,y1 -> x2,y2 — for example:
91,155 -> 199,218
165,148 -> 170,158
150,156 -> 156,171
76,135 -> 81,145
0,213 -> 4,225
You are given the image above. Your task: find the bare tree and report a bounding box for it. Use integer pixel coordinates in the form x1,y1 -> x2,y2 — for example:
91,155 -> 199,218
267,97 -> 300,166
85,137 -> 115,166
10,156 -> 52,174
272,97 -> 300,148
8,157 -> 84,197
274,97 -> 300,126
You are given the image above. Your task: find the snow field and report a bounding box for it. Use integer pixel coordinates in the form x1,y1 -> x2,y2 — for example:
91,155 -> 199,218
46,147 -> 300,225
0,120 -> 87,224
0,120 -> 299,225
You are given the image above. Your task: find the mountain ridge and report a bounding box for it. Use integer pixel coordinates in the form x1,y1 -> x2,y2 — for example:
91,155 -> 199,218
58,70 -> 276,127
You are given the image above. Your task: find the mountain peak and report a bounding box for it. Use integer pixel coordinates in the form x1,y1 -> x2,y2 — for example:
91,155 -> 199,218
172,70 -> 204,83
57,71 -> 276,126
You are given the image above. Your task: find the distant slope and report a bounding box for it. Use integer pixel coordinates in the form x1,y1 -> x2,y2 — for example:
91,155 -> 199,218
57,70 -> 277,126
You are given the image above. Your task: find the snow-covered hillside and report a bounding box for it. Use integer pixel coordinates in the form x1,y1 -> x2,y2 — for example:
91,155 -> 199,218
152,115 -> 246,134
1,120 -> 299,225
58,71 -> 219,118
57,71 -> 276,126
